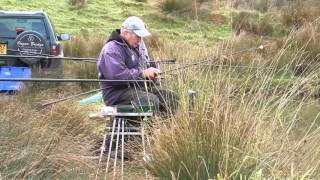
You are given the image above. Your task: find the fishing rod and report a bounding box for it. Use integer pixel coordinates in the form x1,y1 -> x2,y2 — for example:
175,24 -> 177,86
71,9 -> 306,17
1,54 -> 177,64
41,81 -> 164,107
149,59 -> 176,65
7,49 -> 96,60
187,64 -> 275,70
39,77 -> 164,107
0,54 -> 97,63
162,45 -> 266,74
0,78 -> 152,83
41,87 -> 104,107
0,78 -> 153,107
2,45 -> 264,107
40,80 -> 162,107
6,49 -> 178,64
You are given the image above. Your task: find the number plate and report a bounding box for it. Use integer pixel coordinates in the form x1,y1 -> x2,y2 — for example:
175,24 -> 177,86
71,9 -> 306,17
0,44 -> 7,55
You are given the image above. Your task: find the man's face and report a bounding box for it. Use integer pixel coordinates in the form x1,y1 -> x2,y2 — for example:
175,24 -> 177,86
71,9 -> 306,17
123,31 -> 141,48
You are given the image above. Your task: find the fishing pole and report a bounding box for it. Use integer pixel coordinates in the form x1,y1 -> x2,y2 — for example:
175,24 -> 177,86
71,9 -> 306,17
149,59 -> 176,65
162,45 -> 266,74
0,54 -> 97,63
6,49 -> 178,64
0,78 -> 153,106
41,87 -> 104,107
0,78 -> 152,83
2,45 -> 265,107
39,78 -> 163,107
7,48 -> 97,60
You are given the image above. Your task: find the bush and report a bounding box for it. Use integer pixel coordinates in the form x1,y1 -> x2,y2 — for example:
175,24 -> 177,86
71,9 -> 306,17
158,0 -> 193,12
157,0 -> 199,18
232,11 -> 273,36
211,13 -> 227,25
68,0 -> 88,8
286,22 -> 320,75
232,11 -> 257,35
134,0 -> 147,2
249,0 -> 269,12
62,31 -> 105,58
281,0 -> 320,28
281,6 -> 308,28
157,0 -> 219,19
273,0 -> 285,8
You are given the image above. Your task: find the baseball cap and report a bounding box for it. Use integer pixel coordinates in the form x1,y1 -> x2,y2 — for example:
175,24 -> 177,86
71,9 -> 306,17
122,16 -> 151,37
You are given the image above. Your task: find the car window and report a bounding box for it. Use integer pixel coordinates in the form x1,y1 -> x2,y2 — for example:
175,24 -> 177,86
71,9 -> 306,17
0,18 -> 48,39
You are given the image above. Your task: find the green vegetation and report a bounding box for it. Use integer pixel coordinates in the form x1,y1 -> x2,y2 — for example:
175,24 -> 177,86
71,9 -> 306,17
0,0 -> 320,179
0,0 -> 231,44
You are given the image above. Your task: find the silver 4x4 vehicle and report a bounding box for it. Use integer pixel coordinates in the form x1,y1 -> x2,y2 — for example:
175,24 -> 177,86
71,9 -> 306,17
0,11 -> 70,77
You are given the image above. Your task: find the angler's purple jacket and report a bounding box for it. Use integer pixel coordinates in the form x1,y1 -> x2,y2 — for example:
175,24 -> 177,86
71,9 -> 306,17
97,30 -> 144,105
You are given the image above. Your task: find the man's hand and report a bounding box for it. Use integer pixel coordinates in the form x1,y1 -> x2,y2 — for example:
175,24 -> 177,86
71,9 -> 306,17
143,67 -> 161,80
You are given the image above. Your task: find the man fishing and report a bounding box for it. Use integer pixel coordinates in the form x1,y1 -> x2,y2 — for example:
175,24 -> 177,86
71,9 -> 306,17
97,16 -> 179,115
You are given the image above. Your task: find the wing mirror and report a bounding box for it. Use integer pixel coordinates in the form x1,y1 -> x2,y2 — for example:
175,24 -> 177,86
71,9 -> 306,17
58,33 -> 70,41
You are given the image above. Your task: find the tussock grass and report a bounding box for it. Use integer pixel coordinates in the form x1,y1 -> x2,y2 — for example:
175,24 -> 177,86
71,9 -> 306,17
249,0 -> 269,12
291,22 -> 320,59
144,41 -> 320,179
68,0 -> 88,8
134,0 -> 147,2
231,11 -> 274,36
156,0 -> 218,20
157,0 -> 195,13
277,21 -> 320,76
68,62 -> 100,90
137,18 -> 320,178
1,0 -> 320,179
281,0 -> 320,28
147,39 -> 211,63
63,32 -> 106,58
62,32 -> 103,89
0,100 -> 97,179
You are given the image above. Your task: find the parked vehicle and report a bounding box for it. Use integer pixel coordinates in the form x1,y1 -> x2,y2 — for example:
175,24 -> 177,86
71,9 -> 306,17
0,11 -> 70,90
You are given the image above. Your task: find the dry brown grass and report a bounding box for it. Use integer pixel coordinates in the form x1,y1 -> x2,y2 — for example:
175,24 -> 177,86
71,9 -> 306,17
144,42 -> 320,178
157,0 -> 209,19
68,0 -> 88,8
279,21 -> 320,75
62,32 -> 103,90
157,0 -> 195,13
281,0 -> 320,28
231,11 -> 274,36
62,32 -> 105,58
1,1 -> 319,178
0,99 -> 97,179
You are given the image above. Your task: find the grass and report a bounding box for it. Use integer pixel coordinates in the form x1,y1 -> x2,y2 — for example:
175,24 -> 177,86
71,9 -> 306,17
0,0 -> 320,179
144,43 -> 320,179
280,0 -> 320,28
0,0 -> 232,45
135,14 -> 320,177
68,0 -> 87,8
0,98 -> 97,179
2,41 -> 320,178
